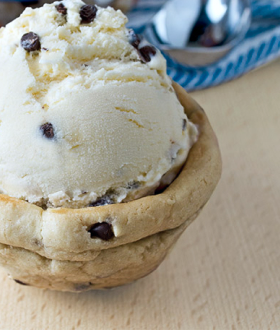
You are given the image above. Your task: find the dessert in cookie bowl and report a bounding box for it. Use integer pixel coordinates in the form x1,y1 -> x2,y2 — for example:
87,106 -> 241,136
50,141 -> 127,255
0,0 -> 221,291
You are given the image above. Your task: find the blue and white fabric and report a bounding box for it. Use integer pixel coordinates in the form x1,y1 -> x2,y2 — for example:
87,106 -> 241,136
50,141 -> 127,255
127,0 -> 280,91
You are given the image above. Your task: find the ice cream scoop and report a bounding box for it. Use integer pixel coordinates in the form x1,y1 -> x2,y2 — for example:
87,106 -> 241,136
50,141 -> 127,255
0,0 -> 198,209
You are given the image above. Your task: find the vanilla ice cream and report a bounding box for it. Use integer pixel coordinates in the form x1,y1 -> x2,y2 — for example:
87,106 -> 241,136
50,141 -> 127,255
0,0 -> 198,208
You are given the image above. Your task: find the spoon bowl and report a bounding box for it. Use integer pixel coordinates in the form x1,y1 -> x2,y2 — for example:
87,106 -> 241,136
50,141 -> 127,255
144,0 -> 251,66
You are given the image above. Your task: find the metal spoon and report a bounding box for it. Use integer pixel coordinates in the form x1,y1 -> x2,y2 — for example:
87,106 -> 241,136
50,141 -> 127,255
144,0 -> 251,66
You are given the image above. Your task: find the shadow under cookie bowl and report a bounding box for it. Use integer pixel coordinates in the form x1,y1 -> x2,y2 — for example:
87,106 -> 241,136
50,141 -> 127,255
0,1 -> 221,291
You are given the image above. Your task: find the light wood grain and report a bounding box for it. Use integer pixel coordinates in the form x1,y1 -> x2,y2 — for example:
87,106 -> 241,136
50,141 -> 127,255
0,60 -> 280,330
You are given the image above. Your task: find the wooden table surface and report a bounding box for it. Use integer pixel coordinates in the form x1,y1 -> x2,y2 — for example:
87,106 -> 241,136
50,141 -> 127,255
0,60 -> 280,330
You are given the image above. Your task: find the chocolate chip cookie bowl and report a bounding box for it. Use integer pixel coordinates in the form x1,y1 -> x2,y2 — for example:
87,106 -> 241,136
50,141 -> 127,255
0,1 -> 221,291
0,82 -> 221,291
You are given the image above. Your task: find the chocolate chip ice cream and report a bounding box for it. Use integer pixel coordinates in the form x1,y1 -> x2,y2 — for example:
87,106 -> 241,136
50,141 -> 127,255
0,0 -> 198,209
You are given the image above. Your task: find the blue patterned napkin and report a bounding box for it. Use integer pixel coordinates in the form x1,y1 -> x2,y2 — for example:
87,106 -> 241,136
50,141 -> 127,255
127,0 -> 280,91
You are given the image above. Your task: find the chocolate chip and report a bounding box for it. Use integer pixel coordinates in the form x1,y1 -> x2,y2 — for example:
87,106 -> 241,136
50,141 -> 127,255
89,222 -> 114,240
80,5 -> 97,24
56,3 -> 67,15
182,119 -> 187,131
40,123 -> 54,139
128,29 -> 141,49
14,279 -> 29,286
89,196 -> 114,207
21,32 -> 41,52
139,45 -> 157,63
127,181 -> 140,189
